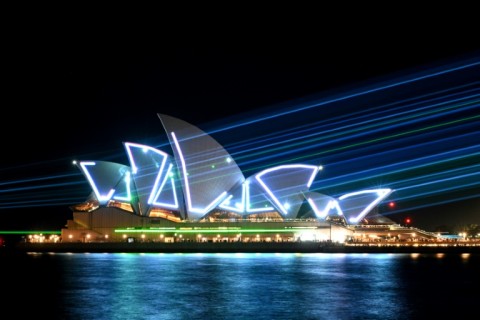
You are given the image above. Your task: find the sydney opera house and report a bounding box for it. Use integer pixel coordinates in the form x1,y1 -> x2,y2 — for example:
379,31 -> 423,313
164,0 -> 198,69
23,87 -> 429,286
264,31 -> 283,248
62,114 -> 426,244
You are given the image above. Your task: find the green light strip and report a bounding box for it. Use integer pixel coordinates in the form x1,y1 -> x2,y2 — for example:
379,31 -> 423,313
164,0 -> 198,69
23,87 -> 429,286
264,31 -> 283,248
114,228 -> 315,234
0,230 -> 61,235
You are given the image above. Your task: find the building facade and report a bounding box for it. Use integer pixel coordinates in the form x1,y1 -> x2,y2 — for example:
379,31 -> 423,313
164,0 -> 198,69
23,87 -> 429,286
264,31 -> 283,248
62,114 -> 395,243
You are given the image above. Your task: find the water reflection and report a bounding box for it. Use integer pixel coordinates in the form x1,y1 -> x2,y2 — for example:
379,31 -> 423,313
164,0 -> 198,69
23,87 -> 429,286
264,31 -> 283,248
8,252 -> 478,319
55,253 -> 420,319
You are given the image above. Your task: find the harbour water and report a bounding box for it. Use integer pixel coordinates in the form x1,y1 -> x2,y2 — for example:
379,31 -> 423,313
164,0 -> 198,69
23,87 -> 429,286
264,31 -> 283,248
2,252 -> 479,319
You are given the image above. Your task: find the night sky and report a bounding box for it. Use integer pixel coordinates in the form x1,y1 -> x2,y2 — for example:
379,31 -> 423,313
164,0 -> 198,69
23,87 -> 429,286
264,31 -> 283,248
1,23 -> 479,232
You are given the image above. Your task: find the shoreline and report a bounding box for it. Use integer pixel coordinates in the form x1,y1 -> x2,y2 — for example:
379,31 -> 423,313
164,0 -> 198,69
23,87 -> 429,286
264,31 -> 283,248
10,242 -> 480,254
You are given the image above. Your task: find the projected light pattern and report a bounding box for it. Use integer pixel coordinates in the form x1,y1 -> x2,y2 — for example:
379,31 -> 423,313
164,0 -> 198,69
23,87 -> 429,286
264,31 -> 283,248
230,91 -> 478,164
69,115 -> 393,223
244,179 -> 275,213
224,84 -> 478,159
77,160 -> 135,205
216,61 -> 479,215
150,164 -> 179,209
160,113 -> 245,220
219,183 -> 246,213
113,171 -> 132,202
2,56 -> 477,223
160,114 -> 388,222
78,161 -> 128,205
170,131 -> 228,218
306,193 -> 343,218
124,142 -> 176,216
338,189 -> 393,223
229,100 -> 479,173
304,189 -> 393,223
218,181 -> 275,214
255,164 -> 320,216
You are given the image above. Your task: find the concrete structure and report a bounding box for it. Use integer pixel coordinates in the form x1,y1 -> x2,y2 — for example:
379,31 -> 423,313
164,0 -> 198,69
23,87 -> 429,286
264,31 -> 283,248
62,114 -> 402,244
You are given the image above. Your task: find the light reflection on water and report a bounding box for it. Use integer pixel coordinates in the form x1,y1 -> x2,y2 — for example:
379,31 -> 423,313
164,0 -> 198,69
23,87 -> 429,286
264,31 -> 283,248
7,252 -> 480,319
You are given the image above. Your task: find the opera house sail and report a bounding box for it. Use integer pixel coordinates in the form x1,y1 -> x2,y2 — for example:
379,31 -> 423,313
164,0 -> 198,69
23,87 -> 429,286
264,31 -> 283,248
63,114 -> 394,243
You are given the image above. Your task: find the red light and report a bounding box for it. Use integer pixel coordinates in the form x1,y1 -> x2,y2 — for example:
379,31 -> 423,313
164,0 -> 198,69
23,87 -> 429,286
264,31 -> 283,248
389,202 -> 395,208
405,218 -> 411,224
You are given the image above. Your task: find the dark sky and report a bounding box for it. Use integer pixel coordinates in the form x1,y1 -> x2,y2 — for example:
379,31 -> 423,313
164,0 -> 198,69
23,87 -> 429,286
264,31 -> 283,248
1,20 -> 479,232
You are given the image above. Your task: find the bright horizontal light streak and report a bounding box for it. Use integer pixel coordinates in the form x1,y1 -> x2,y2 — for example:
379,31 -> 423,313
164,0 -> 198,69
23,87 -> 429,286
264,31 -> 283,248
315,146 -> 479,190
271,113 -> 480,164
207,61 -> 480,133
383,194 -> 480,215
0,172 -> 81,186
0,180 -> 84,193
233,95 -> 479,163
114,228 -> 313,234
395,171 -> 480,192
1,197 -> 85,205
0,230 -> 61,234
0,201 -> 87,209
235,103 -> 479,176
226,83 -> 479,158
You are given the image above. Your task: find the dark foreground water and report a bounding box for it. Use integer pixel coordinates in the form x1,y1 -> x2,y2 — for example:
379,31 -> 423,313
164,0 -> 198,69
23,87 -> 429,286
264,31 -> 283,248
2,252 -> 479,319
